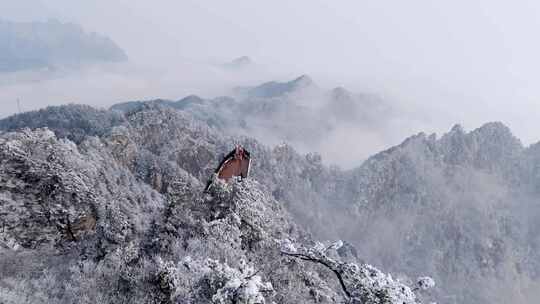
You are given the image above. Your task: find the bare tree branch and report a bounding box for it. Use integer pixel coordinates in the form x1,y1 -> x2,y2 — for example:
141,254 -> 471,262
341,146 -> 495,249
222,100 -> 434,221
281,251 -> 351,298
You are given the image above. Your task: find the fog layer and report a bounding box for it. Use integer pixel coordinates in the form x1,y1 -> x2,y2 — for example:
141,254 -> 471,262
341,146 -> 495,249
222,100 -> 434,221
1,0 -> 540,159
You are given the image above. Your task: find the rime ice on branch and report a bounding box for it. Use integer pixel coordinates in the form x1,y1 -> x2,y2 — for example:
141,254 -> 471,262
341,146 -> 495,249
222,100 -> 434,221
281,239 -> 434,304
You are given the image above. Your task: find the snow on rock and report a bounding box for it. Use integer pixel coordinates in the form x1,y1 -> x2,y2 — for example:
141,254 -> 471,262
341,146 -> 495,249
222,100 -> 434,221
416,277 -> 436,291
0,128 -> 164,252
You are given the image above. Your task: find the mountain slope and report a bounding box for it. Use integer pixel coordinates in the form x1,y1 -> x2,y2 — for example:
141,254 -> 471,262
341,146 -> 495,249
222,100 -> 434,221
0,104 -> 125,144
0,105 -> 429,304
335,123 -> 539,304
2,99 -> 540,304
235,74 -> 317,98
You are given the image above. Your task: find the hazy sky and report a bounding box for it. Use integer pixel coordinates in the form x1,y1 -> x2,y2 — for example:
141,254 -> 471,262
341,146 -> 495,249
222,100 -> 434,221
1,0 -> 540,147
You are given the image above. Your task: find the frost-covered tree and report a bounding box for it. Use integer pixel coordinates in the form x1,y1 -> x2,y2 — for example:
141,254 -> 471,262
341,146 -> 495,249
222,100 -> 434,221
281,240 -> 433,304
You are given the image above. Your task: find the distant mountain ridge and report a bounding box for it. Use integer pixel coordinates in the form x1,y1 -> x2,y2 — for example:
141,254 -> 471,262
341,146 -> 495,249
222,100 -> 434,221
235,74 -> 317,98
111,75 -> 392,165
222,56 -> 254,69
0,19 -> 127,72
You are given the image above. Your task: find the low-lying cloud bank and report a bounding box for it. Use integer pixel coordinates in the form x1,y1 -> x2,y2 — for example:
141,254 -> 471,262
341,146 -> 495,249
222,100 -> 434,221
1,63 -> 538,169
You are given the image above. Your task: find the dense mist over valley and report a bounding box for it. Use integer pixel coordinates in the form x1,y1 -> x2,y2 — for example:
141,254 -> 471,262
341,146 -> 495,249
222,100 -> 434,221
2,1 -> 540,304
3,1 -> 540,152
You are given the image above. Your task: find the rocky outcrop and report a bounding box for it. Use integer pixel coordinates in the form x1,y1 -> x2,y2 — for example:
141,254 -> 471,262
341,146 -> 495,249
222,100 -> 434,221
0,128 -> 164,254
